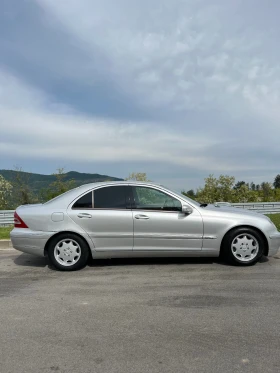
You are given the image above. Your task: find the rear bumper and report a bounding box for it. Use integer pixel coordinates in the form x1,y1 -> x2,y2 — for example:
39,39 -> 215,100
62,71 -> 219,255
10,229 -> 53,257
268,232 -> 280,257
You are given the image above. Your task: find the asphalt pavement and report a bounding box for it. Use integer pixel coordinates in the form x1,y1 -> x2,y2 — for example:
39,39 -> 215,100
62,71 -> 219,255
1,249 -> 280,373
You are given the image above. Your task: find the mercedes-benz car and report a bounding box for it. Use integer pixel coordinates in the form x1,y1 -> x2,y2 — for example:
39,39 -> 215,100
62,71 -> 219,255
10,181 -> 280,270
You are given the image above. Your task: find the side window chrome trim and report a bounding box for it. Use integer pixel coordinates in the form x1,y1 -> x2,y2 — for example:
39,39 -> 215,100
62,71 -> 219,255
131,209 -> 180,214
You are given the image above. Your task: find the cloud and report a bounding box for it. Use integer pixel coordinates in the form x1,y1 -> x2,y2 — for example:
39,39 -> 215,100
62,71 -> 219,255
1,69 -> 279,179
0,69 -> 217,169
34,0 -> 280,118
1,0 -> 280,189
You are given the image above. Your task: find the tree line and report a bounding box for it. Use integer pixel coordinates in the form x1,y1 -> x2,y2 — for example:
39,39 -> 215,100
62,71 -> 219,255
1,170 -> 280,209
183,174 -> 280,204
0,168 -> 76,210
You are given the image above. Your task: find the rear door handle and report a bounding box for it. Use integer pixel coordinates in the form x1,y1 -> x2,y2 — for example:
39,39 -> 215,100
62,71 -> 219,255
135,214 -> 150,220
77,213 -> 92,218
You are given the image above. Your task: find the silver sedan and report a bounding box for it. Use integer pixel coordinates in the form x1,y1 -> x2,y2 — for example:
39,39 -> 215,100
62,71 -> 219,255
10,181 -> 280,270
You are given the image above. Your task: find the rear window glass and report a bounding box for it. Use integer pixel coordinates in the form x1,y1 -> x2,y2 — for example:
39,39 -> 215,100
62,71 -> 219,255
72,192 -> 93,208
94,186 -> 127,209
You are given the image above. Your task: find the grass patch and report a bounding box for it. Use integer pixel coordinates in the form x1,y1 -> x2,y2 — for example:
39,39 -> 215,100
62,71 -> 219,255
266,214 -> 280,230
0,226 -> 13,240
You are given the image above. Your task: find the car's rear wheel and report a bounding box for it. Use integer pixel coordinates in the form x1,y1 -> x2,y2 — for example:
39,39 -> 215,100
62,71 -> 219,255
221,227 -> 265,266
48,233 -> 90,271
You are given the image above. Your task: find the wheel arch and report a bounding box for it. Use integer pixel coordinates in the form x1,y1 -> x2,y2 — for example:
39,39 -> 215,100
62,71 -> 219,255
220,225 -> 269,256
44,231 -> 93,257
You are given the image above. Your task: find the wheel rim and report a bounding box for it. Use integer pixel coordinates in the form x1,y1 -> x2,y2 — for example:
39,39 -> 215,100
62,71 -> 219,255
54,239 -> 81,267
231,233 -> 259,262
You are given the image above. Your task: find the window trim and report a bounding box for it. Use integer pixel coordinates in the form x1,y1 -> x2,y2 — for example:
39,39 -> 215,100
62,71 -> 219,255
131,186 -> 183,213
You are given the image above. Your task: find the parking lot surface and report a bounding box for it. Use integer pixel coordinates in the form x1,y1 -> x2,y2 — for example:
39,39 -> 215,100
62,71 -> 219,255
1,249 -> 280,373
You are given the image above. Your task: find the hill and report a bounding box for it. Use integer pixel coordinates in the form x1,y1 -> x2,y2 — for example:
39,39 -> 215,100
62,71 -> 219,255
0,169 -> 123,194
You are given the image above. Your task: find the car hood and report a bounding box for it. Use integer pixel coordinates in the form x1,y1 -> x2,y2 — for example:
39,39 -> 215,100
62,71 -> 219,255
202,204 -> 270,220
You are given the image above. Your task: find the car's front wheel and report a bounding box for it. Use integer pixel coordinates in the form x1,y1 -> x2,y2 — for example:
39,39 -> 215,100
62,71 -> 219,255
48,233 -> 90,271
221,227 -> 265,266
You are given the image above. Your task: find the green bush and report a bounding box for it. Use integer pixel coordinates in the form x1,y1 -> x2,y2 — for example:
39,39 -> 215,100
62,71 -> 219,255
195,175 -> 280,204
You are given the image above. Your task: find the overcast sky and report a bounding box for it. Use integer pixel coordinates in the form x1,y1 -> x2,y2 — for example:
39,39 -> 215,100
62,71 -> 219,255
1,0 -> 280,190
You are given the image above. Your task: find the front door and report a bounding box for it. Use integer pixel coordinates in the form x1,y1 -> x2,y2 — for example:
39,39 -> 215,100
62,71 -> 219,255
131,186 -> 203,251
68,185 -> 133,251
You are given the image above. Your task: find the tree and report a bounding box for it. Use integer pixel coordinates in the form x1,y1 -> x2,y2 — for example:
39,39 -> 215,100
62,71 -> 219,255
196,175 -> 235,203
183,189 -> 196,198
232,183 -> 255,203
10,166 -> 36,207
274,188 -> 280,201
0,175 -> 13,209
218,175 -> 236,201
125,173 -> 150,182
41,168 -> 76,201
196,175 -> 219,203
260,182 -> 273,202
250,182 -> 256,191
234,181 -> 246,190
273,174 -> 280,189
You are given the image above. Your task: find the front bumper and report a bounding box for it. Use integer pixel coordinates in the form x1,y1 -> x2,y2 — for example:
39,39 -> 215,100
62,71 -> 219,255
268,232 -> 280,257
10,229 -> 53,257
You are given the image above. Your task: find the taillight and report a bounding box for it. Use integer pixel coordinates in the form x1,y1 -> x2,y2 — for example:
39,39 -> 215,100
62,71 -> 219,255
14,211 -> 28,228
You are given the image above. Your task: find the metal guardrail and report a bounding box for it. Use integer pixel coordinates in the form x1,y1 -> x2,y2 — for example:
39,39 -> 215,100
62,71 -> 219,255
0,210 -> 14,226
215,202 -> 280,214
1,202 -> 280,226
231,202 -> 280,215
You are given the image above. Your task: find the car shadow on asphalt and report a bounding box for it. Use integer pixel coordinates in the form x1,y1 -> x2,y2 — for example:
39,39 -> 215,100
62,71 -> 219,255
13,253 -> 49,268
13,253 -> 220,270
87,257 -> 220,268
13,253 -> 270,270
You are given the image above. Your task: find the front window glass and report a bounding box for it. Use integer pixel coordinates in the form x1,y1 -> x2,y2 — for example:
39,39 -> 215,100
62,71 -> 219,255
94,186 -> 127,209
132,187 -> 182,212
162,186 -> 200,207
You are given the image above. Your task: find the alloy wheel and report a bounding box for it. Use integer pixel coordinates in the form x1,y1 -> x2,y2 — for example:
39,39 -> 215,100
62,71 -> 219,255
231,233 -> 259,262
54,239 -> 82,266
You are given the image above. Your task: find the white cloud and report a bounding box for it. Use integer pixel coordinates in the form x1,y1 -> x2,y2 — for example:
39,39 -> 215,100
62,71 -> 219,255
0,69 -> 278,183
33,0 -> 280,128
2,1 -> 280,188
0,69 -> 46,110
0,69 -> 219,170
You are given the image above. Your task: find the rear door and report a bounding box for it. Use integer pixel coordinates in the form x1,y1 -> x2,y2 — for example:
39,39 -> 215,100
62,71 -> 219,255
67,185 -> 133,251
131,186 -> 203,251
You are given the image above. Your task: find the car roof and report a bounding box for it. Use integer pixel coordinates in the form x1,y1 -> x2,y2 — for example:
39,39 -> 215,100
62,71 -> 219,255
44,181 -> 164,207
72,180 -> 163,191
80,180 -> 161,187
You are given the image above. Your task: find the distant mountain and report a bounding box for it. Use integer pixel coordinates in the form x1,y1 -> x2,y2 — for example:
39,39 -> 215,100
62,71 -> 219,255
0,170 -> 123,194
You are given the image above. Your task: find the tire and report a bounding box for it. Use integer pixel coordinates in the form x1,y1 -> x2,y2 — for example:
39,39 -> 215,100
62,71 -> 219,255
221,227 -> 265,266
48,233 -> 90,271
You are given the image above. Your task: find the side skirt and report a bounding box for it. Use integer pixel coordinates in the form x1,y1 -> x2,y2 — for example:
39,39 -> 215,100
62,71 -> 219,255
91,249 -> 219,259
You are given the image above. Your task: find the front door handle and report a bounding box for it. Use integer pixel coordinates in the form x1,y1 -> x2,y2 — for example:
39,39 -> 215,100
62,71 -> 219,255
135,214 -> 150,220
77,213 -> 92,219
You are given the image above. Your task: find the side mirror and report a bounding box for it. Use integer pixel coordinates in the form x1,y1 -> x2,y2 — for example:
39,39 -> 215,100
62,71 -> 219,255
182,205 -> 193,215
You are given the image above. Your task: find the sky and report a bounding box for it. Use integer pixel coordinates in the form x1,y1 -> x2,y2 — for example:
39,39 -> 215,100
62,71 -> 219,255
1,0 -> 280,191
